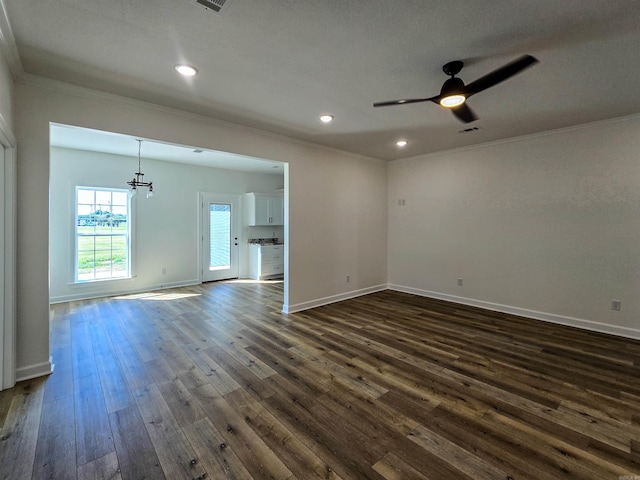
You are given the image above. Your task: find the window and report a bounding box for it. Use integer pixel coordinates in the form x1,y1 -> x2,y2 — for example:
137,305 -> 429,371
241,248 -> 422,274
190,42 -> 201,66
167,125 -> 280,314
76,187 -> 130,282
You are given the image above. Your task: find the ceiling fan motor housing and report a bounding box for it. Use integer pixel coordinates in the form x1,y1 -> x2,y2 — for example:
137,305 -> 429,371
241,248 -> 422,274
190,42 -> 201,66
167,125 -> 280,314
440,76 -> 465,97
442,60 -> 464,77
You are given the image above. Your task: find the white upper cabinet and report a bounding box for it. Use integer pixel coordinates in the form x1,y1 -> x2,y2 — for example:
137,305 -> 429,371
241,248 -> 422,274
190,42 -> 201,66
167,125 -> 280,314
269,195 -> 284,225
245,193 -> 284,226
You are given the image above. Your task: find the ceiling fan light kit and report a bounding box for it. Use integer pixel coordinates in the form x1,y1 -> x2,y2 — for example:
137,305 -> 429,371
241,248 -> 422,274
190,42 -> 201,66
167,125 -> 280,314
374,54 -> 538,123
439,63 -> 467,107
440,94 -> 466,108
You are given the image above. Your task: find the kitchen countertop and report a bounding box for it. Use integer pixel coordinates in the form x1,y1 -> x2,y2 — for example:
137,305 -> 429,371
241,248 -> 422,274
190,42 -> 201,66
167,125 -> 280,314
248,238 -> 284,246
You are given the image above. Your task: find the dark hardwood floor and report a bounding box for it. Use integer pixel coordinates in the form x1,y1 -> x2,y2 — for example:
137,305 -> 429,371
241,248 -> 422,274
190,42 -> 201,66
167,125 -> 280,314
1,280 -> 639,479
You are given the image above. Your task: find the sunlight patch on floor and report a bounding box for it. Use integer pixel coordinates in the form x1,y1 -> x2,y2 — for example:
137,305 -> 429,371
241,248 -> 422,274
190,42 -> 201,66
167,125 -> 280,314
113,292 -> 202,301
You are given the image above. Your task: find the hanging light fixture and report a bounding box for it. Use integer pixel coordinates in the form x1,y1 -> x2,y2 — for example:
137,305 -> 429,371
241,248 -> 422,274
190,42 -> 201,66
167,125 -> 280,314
127,139 -> 154,198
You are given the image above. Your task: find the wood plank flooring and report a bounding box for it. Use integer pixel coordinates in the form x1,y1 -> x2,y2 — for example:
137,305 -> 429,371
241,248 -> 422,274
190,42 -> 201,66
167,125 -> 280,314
1,280 -> 640,479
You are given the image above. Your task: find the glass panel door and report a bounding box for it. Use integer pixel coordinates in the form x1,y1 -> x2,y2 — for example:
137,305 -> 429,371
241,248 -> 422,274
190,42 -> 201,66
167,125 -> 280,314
202,194 -> 239,282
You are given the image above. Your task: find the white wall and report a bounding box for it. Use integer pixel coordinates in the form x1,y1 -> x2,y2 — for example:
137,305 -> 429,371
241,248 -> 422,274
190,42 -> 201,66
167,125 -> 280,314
15,76 -> 388,379
388,115 -> 640,338
49,146 -> 284,302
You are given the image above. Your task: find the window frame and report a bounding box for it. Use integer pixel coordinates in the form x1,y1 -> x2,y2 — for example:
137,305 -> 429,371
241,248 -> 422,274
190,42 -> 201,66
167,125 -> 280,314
74,186 -> 132,283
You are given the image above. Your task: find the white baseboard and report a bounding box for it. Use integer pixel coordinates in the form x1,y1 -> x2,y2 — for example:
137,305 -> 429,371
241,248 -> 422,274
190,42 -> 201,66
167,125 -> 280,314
388,284 -> 640,341
49,279 -> 640,340
49,279 -> 202,304
283,284 -> 387,314
16,357 -> 53,382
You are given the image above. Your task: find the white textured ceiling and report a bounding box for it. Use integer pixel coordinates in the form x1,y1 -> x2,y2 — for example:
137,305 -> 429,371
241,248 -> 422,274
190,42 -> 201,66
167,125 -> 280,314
5,0 -> 640,160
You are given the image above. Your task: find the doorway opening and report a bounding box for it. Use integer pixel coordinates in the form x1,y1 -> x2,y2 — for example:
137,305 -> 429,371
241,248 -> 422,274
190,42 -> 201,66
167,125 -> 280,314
48,124 -> 288,311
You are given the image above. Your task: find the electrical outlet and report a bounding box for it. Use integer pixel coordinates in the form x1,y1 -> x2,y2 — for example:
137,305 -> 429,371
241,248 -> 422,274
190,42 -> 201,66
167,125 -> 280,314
611,300 -> 621,311
346,275 -> 350,283
162,267 -> 167,275
457,278 -> 463,286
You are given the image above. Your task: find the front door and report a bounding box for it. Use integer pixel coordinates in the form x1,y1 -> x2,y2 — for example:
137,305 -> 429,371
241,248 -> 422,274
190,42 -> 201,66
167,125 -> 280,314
201,194 -> 240,282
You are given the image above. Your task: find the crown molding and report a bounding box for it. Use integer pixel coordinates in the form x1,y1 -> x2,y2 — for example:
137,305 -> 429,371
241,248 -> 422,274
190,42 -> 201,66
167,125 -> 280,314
0,0 -> 23,79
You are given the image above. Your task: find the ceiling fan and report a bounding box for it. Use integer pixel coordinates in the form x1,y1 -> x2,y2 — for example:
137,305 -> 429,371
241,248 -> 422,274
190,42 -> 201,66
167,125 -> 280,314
373,55 -> 538,123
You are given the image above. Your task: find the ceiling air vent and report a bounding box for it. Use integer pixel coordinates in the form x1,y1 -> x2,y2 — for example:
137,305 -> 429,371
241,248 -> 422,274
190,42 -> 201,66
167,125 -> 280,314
193,0 -> 232,14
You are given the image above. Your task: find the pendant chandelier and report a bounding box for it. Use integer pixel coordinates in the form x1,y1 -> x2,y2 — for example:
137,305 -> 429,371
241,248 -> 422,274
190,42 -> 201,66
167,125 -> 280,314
127,139 -> 154,198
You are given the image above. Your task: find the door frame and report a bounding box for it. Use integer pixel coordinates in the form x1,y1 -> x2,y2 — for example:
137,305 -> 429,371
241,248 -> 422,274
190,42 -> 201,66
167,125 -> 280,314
1,113 -> 16,391
198,192 -> 242,282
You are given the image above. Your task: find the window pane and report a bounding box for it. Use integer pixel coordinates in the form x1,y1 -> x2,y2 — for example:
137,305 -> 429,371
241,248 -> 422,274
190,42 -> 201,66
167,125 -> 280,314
78,236 -> 95,252
112,205 -> 127,216
96,190 -> 112,207
77,190 -> 95,204
95,235 -> 112,253
112,236 -> 127,249
77,204 -> 93,216
111,249 -> 128,276
113,221 -> 127,232
77,242 -> 95,278
94,247 -> 113,277
112,191 -> 128,206
77,271 -> 96,281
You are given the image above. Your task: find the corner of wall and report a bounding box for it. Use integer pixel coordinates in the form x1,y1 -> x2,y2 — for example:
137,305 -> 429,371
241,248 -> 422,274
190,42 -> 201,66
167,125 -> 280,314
15,356 -> 52,382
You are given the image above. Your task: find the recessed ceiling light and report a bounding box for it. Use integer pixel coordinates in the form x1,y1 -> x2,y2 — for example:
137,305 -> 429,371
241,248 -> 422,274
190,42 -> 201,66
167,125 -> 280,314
175,64 -> 198,77
320,115 -> 334,123
396,140 -> 408,147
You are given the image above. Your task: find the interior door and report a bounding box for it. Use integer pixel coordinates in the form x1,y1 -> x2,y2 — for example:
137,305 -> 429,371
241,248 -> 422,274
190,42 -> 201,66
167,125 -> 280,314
201,194 -> 240,282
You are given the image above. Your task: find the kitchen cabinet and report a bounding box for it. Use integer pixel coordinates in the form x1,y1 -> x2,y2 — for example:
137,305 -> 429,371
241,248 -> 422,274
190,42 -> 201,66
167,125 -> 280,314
249,244 -> 284,280
245,193 -> 284,226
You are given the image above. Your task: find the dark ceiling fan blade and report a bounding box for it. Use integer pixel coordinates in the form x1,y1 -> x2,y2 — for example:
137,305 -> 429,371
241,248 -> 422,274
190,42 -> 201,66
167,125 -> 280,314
451,103 -> 478,123
373,96 -> 439,107
464,55 -> 538,97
